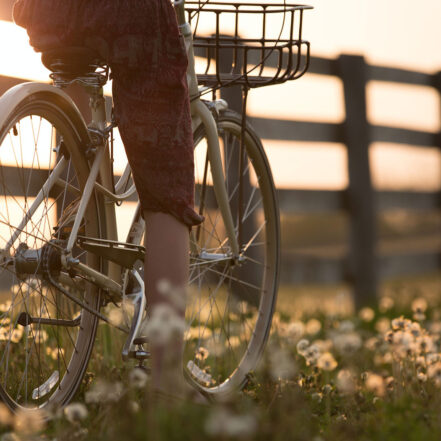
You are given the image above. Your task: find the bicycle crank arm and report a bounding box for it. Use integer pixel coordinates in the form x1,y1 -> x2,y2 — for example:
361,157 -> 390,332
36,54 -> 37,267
17,311 -> 81,328
121,270 -> 146,361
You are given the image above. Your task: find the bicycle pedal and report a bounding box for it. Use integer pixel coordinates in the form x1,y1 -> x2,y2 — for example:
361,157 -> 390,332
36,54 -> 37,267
133,337 -> 149,345
128,349 -> 150,360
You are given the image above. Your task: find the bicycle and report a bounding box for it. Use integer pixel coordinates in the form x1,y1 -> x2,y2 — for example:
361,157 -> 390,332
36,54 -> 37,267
0,0 -> 310,411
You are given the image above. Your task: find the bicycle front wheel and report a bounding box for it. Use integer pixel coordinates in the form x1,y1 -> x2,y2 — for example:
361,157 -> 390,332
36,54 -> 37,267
185,109 -> 280,397
0,91 -> 104,411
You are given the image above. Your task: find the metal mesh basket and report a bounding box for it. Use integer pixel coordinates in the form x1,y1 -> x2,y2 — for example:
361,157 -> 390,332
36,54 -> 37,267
185,1 -> 312,89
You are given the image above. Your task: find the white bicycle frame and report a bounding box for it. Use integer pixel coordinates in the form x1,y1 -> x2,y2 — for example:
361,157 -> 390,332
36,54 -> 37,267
0,0 -> 239,301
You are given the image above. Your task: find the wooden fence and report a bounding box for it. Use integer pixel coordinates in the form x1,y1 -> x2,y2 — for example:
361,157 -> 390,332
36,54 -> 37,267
0,3 -> 440,307
216,50 -> 441,308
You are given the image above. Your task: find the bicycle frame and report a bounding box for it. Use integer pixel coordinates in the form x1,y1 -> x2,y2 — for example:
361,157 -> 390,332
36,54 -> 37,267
0,0 -> 240,303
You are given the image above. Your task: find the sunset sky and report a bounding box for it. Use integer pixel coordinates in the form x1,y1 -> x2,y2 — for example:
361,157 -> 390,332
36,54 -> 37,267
0,0 -> 440,196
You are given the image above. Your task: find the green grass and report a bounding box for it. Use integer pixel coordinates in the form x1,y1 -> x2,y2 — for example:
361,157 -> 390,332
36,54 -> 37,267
1,273 -> 441,440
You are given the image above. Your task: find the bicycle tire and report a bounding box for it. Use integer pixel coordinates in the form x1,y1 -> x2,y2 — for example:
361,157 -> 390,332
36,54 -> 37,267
184,109 -> 280,397
0,92 -> 104,411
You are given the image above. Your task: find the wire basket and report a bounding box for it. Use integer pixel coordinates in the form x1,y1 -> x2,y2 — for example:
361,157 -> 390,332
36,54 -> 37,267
185,1 -> 312,90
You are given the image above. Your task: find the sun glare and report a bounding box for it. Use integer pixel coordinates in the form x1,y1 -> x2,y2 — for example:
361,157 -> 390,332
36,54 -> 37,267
0,20 -> 49,82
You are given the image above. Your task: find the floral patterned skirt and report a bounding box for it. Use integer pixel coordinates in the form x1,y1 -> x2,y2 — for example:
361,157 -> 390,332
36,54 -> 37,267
13,0 -> 203,227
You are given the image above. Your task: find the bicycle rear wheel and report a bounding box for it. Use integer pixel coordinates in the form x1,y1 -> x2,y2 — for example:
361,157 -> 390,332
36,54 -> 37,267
185,109 -> 280,397
0,92 -> 103,410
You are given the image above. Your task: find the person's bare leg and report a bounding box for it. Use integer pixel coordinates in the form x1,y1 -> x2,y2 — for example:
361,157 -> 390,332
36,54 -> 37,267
143,210 -> 189,395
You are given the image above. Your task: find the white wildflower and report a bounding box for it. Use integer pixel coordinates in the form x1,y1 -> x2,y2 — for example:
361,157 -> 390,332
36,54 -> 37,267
157,279 -> 186,311
391,316 -> 410,331
195,347 -> 209,361
64,402 -> 88,423
417,371 -> 428,382
205,407 -> 257,438
365,373 -> 385,397
283,321 -> 305,342
427,362 -> 441,385
359,307 -> 375,322
411,298 -> 428,313
338,320 -> 355,333
0,403 -> 12,426
375,318 -> 390,334
304,344 -> 321,365
128,368 -> 149,389
108,308 -> 124,327
316,352 -> 337,371
14,408 -> 46,435
85,380 -> 124,404
379,296 -> 394,313
305,319 -> 321,335
269,347 -> 296,380
296,339 -> 309,355
333,332 -> 362,355
337,369 -> 356,394
0,433 -> 20,441
142,303 -> 186,345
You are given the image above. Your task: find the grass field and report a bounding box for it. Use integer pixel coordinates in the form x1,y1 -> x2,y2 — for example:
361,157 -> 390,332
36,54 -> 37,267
0,273 -> 441,440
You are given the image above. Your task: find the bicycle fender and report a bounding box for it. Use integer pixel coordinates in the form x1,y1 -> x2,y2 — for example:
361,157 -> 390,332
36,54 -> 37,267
0,82 -> 91,148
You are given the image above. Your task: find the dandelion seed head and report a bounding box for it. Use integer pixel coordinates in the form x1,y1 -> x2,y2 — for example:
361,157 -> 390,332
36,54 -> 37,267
379,296 -> 394,313
311,392 -> 323,403
284,321 -> 305,342
427,361 -> 441,384
412,298 -> 428,314
13,408 -> 46,435
304,344 -> 321,365
269,347 -> 297,380
375,317 -> 390,334
0,432 -> 20,441
85,380 -> 123,404
305,319 -> 322,335
312,339 -> 333,353
359,307 -> 375,322
408,322 -> 422,337
108,308 -> 124,327
322,384 -> 333,394
338,320 -> 355,333
317,352 -> 337,371
365,372 -> 385,397
142,303 -> 186,345
417,371 -> 428,382
337,369 -> 356,395
426,353 -> 439,365
156,279 -> 186,311
415,335 -> 436,355
296,339 -> 310,355
128,368 -> 149,389
64,402 -> 88,423
430,321 -> 441,334
364,337 -> 379,351
332,332 -> 362,355
129,401 -> 140,413
0,403 -> 12,426
195,347 -> 209,361
391,316 -> 410,331
204,407 -> 257,437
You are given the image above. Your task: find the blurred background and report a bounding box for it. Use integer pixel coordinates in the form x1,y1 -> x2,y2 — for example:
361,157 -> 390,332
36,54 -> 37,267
0,0 -> 440,313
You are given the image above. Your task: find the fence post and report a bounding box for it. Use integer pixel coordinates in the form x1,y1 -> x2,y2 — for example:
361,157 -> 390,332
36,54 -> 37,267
433,71 -> 441,270
338,54 -> 377,308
